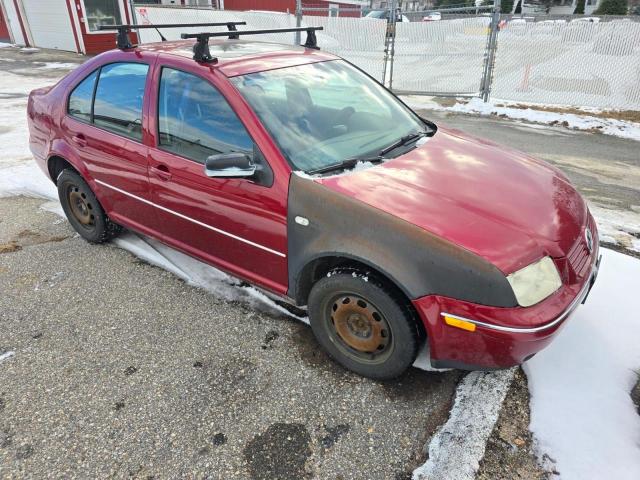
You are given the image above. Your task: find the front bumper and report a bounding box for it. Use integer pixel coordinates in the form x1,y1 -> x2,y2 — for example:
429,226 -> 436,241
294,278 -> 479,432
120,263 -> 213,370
413,254 -> 601,370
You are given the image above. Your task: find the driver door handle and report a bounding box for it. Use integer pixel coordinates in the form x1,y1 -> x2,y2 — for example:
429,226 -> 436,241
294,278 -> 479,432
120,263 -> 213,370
71,134 -> 87,147
150,164 -> 172,181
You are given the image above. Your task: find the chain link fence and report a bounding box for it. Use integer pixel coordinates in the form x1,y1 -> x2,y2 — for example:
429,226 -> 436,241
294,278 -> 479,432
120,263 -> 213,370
131,4 -> 640,110
492,21 -> 640,109
300,9 -> 388,82
134,5 -> 297,43
392,16 -> 492,96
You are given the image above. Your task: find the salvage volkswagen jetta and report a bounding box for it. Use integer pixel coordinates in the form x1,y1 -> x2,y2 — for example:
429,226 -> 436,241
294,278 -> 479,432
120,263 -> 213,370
27,25 -> 600,379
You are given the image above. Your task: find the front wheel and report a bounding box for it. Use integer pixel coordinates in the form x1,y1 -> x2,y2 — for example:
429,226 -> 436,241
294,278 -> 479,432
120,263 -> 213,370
57,169 -> 122,243
308,269 -> 420,380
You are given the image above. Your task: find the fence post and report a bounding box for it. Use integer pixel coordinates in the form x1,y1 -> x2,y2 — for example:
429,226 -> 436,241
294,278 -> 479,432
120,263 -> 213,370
295,0 -> 302,45
129,0 -> 140,40
387,0 -> 397,89
481,0 -> 501,102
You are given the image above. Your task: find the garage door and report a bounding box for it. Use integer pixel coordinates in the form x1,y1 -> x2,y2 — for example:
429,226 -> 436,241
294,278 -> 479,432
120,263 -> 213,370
21,0 -> 77,51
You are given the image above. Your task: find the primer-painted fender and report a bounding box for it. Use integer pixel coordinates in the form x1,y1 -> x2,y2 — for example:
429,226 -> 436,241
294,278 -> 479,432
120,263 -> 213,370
287,173 -> 517,307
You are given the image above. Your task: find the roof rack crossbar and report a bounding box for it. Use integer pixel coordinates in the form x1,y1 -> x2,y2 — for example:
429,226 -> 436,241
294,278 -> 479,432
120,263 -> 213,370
98,22 -> 247,50
181,26 -> 324,54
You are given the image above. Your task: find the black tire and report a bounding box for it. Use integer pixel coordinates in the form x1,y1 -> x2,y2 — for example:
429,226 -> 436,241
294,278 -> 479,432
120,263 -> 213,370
57,169 -> 122,243
308,268 -> 420,380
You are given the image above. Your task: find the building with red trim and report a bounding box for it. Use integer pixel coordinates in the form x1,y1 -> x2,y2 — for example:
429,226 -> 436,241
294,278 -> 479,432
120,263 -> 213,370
222,0 -> 366,16
0,0 -> 366,55
0,0 -> 137,54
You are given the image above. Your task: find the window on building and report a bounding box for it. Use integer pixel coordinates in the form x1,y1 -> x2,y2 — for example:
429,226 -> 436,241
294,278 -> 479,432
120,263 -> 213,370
157,68 -> 254,164
93,62 -> 149,141
68,70 -> 98,122
84,0 -> 123,32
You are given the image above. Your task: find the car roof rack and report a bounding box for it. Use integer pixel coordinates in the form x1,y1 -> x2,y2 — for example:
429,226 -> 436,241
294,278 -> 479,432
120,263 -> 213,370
98,22 -> 247,50
180,26 -> 324,64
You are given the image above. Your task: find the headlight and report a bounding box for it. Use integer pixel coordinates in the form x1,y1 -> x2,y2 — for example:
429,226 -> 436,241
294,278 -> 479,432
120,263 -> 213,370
507,256 -> 562,307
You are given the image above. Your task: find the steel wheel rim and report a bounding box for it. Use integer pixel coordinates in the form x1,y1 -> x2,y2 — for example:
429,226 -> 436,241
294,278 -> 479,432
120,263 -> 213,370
326,293 -> 394,364
66,185 -> 95,229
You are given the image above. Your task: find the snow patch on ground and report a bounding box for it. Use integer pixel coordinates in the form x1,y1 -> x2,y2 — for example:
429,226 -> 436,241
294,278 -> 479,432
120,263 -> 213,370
413,369 -> 516,480
0,161 -> 57,199
112,232 -> 303,321
0,351 -> 16,364
590,204 -> 640,253
403,96 -> 640,142
524,249 -> 640,480
36,62 -> 82,70
0,70 -> 57,165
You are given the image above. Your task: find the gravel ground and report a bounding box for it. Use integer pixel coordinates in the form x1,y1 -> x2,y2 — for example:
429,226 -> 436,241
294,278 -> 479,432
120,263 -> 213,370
0,196 -> 461,479
476,369 -> 552,480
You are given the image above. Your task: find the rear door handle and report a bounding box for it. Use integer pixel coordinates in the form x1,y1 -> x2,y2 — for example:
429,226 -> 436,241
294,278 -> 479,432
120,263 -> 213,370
150,164 -> 172,181
71,134 -> 87,147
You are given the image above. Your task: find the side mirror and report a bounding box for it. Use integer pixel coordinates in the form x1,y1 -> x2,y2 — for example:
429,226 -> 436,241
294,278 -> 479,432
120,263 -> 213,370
204,152 -> 256,178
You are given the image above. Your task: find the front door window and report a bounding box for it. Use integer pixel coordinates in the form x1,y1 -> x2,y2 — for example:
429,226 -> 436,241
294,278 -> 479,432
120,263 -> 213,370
84,0 -> 123,32
157,67 -> 254,164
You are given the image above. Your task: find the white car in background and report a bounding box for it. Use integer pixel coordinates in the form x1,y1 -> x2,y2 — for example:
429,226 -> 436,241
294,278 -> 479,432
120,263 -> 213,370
422,12 -> 442,21
570,16 -> 601,23
365,10 -> 411,22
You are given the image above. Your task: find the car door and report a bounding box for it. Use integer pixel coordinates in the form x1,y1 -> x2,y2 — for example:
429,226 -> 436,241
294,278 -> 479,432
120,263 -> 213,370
62,59 -> 157,233
146,64 -> 289,294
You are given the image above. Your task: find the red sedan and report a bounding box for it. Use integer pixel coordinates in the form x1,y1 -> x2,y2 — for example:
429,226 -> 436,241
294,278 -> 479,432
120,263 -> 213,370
27,26 -> 600,379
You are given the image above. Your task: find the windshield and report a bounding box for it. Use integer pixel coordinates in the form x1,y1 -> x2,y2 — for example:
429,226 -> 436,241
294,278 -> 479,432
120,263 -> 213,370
365,10 -> 387,19
231,60 -> 428,173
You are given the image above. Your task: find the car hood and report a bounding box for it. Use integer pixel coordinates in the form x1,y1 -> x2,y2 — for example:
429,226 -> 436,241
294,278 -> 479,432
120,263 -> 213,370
316,127 -> 587,274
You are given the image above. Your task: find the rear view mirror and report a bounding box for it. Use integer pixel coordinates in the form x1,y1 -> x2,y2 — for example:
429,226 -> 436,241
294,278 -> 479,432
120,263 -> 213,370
204,153 -> 256,178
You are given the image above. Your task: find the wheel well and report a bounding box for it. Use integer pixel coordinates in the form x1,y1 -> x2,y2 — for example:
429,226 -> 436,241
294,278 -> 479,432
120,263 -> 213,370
48,156 -> 77,185
296,256 -> 426,341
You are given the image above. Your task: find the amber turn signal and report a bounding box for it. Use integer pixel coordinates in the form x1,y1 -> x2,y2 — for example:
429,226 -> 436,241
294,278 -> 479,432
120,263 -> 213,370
443,315 -> 477,332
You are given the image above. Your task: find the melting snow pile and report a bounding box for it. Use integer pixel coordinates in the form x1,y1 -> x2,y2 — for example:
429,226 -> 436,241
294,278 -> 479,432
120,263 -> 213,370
525,249 -> 640,480
588,204 -> 640,254
413,369 -> 515,480
403,96 -> 640,143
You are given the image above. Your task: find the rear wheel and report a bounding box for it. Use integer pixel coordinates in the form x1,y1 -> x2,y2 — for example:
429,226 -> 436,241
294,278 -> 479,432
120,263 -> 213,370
308,269 -> 420,380
57,170 -> 122,243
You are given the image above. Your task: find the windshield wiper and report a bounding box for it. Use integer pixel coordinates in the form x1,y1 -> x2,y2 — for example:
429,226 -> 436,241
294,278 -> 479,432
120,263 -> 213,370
379,131 -> 427,156
306,156 -> 384,175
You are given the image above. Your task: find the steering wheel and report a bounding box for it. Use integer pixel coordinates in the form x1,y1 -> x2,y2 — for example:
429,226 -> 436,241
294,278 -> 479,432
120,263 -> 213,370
323,106 -> 356,138
336,106 -> 356,126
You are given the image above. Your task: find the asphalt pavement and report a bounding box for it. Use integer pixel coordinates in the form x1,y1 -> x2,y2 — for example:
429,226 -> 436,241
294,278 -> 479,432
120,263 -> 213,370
0,196 -> 460,479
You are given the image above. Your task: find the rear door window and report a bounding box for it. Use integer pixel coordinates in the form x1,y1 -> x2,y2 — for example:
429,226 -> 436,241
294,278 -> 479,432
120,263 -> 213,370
68,70 -> 98,123
93,63 -> 149,141
157,67 -> 253,164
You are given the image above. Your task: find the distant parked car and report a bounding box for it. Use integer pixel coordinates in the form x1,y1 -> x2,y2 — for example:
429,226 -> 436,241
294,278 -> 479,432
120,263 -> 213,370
422,12 -> 442,21
365,9 -> 410,22
570,17 -> 600,23
538,19 -> 567,24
